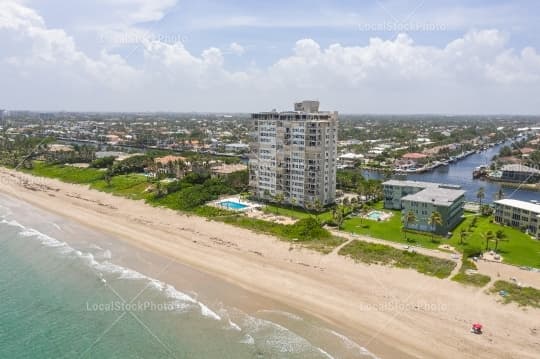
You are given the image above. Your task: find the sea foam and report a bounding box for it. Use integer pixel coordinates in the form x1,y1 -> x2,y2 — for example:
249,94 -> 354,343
3,218 -> 223,322
327,329 -> 379,358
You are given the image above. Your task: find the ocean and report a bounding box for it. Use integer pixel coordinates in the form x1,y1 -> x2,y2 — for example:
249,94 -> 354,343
0,194 -> 376,359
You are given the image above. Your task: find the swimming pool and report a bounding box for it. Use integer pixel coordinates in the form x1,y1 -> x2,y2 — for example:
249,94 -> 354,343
219,200 -> 248,210
367,210 -> 390,221
367,211 -> 382,220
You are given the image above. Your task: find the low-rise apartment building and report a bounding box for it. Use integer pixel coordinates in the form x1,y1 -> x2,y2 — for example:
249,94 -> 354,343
383,180 -> 465,234
494,199 -> 540,239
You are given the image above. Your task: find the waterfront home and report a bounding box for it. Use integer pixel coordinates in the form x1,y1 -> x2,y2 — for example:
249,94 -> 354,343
224,143 -> 250,153
500,164 -> 540,183
383,180 -> 465,234
210,163 -> 247,177
152,155 -> 191,178
494,199 -> 540,239
401,187 -> 465,234
44,144 -> 76,162
338,153 -> 364,168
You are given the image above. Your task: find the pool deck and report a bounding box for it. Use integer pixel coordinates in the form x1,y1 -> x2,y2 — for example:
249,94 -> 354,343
209,196 -> 262,212
365,210 -> 393,222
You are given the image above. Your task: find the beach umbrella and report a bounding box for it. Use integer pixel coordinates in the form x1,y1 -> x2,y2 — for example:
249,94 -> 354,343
472,323 -> 483,334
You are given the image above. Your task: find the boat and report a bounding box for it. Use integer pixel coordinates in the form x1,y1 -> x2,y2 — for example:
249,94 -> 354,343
473,165 -> 488,179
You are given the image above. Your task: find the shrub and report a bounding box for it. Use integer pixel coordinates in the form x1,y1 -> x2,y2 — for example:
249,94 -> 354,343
286,217 -> 331,241
463,245 -> 483,258
112,155 -> 152,175
90,156 -> 115,169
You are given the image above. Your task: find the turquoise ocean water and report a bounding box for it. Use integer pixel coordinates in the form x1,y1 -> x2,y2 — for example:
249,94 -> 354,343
0,194 -> 376,358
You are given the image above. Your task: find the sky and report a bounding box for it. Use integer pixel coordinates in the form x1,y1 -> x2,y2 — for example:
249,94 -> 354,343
1,0 -> 540,114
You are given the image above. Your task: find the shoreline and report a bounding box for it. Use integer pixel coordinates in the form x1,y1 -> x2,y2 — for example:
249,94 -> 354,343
1,196 -> 362,357
1,167 -> 539,358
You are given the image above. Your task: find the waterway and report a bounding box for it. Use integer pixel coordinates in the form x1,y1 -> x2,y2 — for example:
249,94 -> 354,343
362,141 -> 540,203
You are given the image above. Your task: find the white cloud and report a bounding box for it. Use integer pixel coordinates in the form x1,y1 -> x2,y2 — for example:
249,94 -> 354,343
228,42 -> 245,56
1,1 -> 540,113
99,0 -> 177,24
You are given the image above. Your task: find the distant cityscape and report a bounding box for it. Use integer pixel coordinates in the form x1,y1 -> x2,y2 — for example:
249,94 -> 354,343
1,106 -> 539,239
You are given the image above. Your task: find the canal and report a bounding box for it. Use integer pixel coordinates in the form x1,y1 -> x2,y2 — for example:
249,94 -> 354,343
362,141 -> 540,203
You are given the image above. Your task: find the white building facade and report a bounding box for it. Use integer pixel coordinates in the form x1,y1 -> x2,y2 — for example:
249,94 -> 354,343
494,199 -> 540,239
249,101 -> 338,208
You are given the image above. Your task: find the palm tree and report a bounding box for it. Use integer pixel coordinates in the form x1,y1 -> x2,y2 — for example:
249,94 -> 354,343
274,192 -> 285,214
359,205 -> 369,226
333,205 -> 346,230
459,228 -> 468,245
356,183 -> 365,202
104,166 -> 113,187
154,181 -> 165,198
403,211 -> 416,241
291,197 -> 297,208
483,230 -> 495,251
305,200 -> 313,213
428,211 -> 443,242
313,199 -> 323,214
476,187 -> 485,207
494,230 -> 507,251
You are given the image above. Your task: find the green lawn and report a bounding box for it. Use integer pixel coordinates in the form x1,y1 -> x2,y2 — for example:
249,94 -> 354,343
339,202 -> 540,268
265,201 -> 459,251
340,205 -> 443,250
264,204 -> 334,222
218,215 -> 345,253
447,215 -> 540,268
90,174 -> 151,200
28,162 -> 104,184
338,240 -> 456,278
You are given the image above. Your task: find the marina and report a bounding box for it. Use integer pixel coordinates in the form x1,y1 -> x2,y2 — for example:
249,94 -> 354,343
363,140 -> 539,203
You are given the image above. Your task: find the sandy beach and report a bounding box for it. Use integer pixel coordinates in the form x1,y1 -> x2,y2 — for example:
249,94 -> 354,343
1,167 -> 538,359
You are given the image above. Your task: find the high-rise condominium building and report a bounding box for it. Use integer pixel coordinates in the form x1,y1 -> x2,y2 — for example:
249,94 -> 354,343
249,101 -> 338,208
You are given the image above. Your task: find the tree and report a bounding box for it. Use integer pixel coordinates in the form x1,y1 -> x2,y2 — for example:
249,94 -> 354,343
428,211 -> 443,242
274,192 -> 285,214
356,182 -> 365,201
154,181 -> 165,198
291,197 -> 297,208
359,205 -> 370,226
104,166 -> 113,187
476,187 -> 485,206
483,230 -> 495,251
333,205 -> 346,230
459,228 -> 468,245
480,204 -> 493,216
403,210 -> 416,241
494,230 -> 507,251
313,199 -> 323,214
